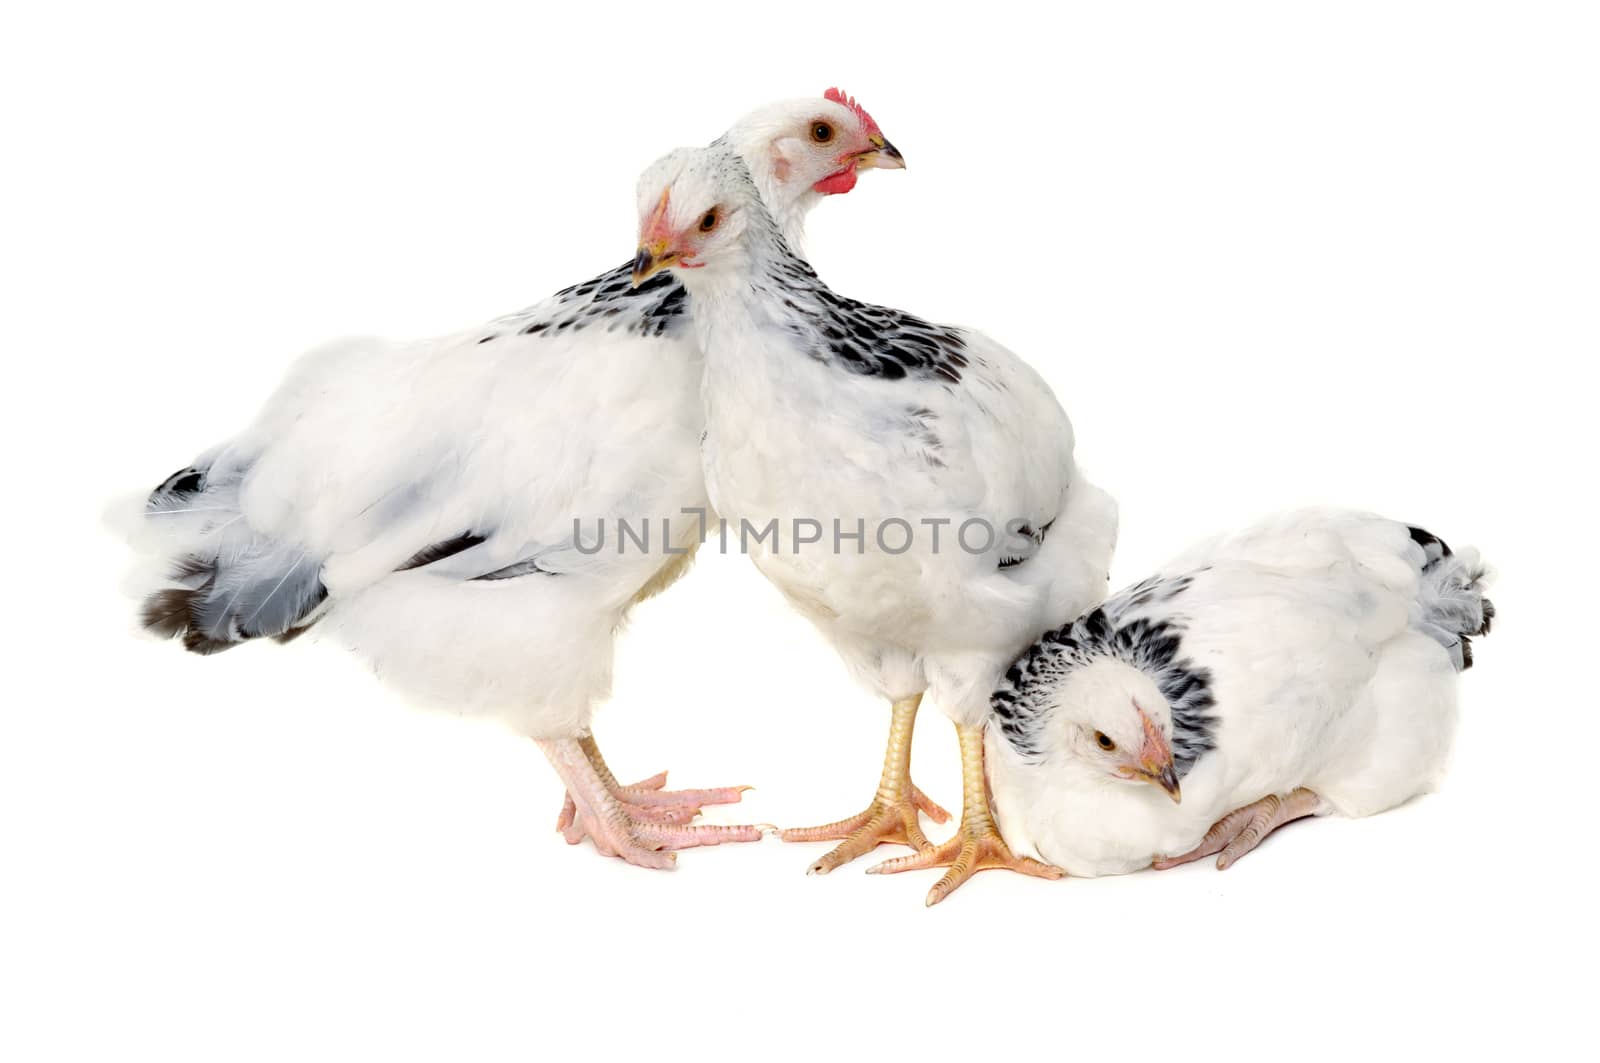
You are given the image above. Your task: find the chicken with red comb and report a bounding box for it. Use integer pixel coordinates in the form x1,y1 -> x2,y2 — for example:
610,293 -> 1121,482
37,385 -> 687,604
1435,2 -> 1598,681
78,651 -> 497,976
630,141 -> 1117,904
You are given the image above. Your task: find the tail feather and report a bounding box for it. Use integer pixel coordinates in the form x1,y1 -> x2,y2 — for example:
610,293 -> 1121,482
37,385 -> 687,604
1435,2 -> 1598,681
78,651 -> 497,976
140,585 -> 200,641
1408,524 -> 1494,671
149,466 -> 207,507
135,462 -> 328,653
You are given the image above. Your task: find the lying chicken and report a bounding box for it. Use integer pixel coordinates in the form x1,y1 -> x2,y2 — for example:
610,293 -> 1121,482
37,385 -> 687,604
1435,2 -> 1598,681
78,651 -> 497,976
630,142 -> 1117,903
985,508 -> 1493,876
127,92 -> 905,868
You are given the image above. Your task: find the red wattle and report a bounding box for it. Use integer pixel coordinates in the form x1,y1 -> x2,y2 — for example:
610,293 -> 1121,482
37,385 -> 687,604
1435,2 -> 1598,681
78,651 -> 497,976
813,167 -> 859,196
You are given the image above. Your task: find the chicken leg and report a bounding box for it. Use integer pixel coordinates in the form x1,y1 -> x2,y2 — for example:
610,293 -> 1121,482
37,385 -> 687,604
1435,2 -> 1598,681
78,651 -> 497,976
869,721 -> 1062,905
555,734 -> 750,832
779,693 -> 951,874
538,737 -> 762,868
1152,788 -> 1328,871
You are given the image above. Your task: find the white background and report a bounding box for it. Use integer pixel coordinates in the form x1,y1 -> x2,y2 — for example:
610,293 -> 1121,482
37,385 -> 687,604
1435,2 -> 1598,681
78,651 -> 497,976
4,2 -> 1595,1059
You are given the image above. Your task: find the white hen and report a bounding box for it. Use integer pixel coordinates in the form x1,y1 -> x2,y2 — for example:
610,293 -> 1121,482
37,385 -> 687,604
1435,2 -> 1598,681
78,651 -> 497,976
128,92 -> 905,868
986,508 -> 1494,877
630,143 -> 1117,903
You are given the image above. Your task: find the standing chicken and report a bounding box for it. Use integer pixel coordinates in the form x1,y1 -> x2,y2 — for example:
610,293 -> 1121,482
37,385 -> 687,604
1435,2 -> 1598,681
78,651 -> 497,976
985,509 -> 1494,877
127,92 -> 905,869
630,145 -> 1117,903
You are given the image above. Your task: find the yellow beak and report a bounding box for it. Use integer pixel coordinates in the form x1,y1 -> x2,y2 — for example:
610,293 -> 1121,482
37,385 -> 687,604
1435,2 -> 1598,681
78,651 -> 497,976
857,134 -> 906,170
1147,762 -> 1182,804
631,239 -> 675,288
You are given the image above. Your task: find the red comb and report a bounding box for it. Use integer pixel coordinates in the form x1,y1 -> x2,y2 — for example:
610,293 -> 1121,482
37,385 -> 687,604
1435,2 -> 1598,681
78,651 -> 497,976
823,87 -> 881,137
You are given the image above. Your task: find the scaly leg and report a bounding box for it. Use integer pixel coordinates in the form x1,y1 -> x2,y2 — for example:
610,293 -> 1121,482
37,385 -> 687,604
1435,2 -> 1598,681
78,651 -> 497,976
869,721 -> 1063,905
537,738 -> 762,869
779,694 -> 952,875
1152,788 -> 1328,871
555,734 -> 751,833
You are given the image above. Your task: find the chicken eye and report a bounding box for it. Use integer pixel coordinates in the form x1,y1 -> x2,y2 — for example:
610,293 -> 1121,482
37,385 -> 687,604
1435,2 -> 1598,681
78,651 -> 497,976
1094,731 -> 1116,751
699,209 -> 718,233
811,121 -> 834,144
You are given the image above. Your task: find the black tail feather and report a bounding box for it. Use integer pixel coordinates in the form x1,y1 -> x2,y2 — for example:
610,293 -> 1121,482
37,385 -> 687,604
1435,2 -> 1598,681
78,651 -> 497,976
1407,524 -> 1452,568
1409,523 -> 1494,672
149,465 -> 207,508
140,581 -> 240,655
140,586 -> 202,642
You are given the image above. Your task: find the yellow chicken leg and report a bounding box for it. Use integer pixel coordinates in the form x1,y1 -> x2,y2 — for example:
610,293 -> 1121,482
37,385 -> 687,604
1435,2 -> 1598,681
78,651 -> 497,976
869,721 -> 1063,905
779,693 -> 951,874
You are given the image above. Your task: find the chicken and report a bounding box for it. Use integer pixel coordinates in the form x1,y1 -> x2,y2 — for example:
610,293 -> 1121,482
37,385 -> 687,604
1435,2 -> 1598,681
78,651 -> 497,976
127,92 -> 905,868
629,143 -> 1117,903
985,509 -> 1494,876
